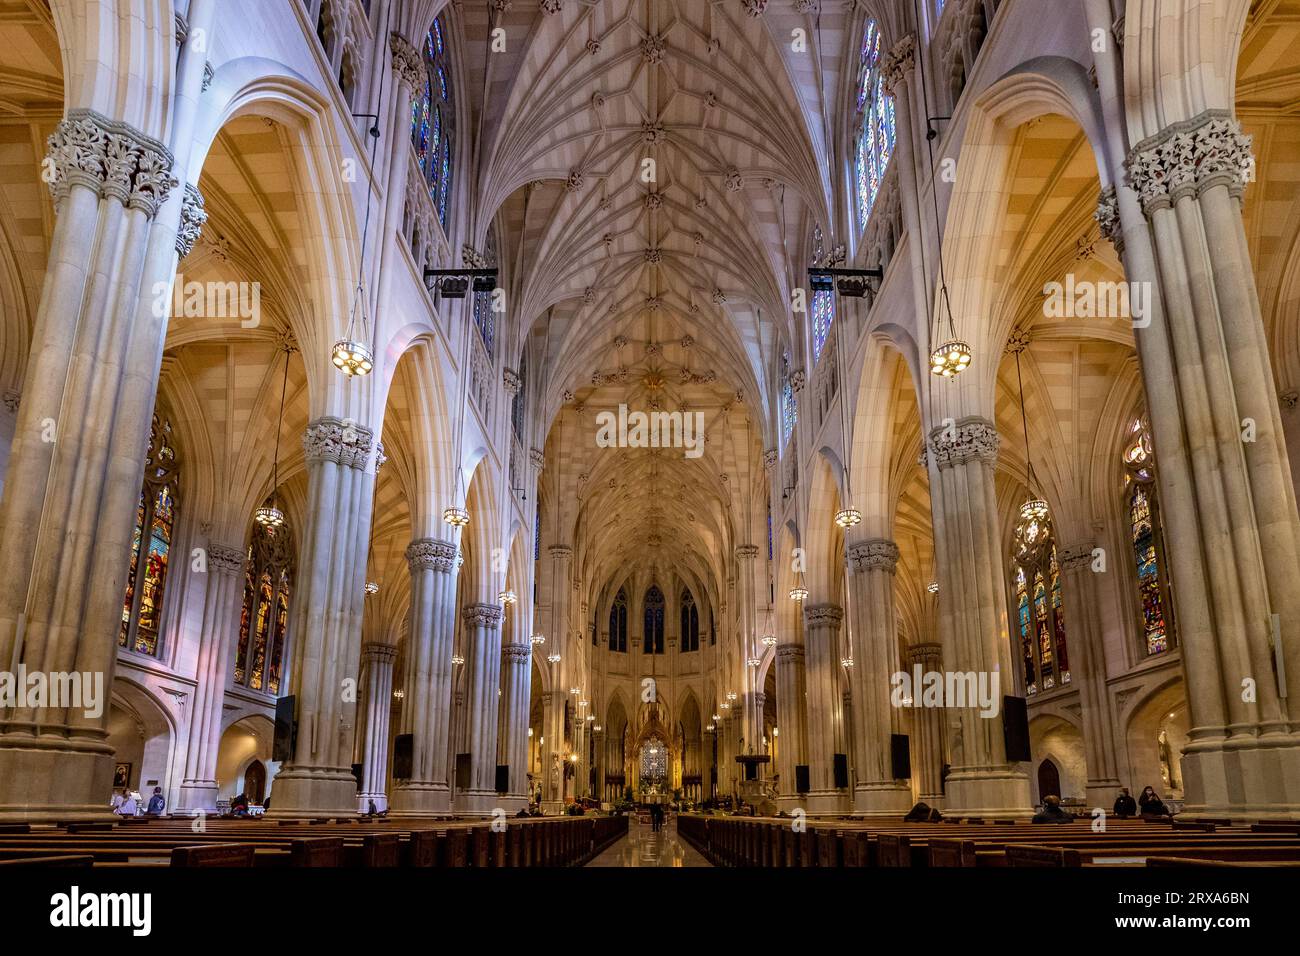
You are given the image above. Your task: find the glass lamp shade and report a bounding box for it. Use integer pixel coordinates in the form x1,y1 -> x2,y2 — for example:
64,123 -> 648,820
442,506 -> 470,528
547,653 -> 561,664
841,657 -> 855,668
331,339 -> 374,377
364,581 -> 379,595
530,634 -> 546,645
747,657 -> 761,667
451,654 -> 465,666
789,586 -> 809,602
930,340 -> 972,377
762,635 -> 777,647
927,581 -> 940,594
1019,497 -> 1050,522
499,589 -> 517,606
254,504 -> 285,528
834,507 -> 862,529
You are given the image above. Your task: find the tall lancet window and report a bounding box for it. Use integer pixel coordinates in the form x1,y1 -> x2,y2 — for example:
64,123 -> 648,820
234,517 -> 295,695
853,17 -> 895,231
1010,507 -> 1069,695
512,348 -> 527,440
609,587 -> 628,652
680,589 -> 700,652
643,585 -> 665,654
471,229 -> 497,354
780,349 -> 797,447
1123,417 -> 1175,656
410,14 -> 455,228
119,413 -> 181,657
811,226 -> 836,361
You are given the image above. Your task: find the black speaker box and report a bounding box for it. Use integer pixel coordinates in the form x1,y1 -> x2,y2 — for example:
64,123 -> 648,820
1002,695 -> 1032,762
795,764 -> 810,793
890,734 -> 911,780
495,764 -> 509,793
392,733 -> 413,779
833,753 -> 849,789
455,753 -> 472,790
272,695 -> 296,763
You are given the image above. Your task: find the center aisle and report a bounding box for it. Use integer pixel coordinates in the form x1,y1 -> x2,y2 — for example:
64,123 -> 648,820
585,817 -> 713,867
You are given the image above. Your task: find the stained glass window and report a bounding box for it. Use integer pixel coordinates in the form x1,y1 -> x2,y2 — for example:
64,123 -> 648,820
609,587 -> 628,652
119,414 -> 180,657
472,230 -> 498,353
644,585 -> 665,654
1123,417 -> 1174,655
410,15 -> 455,229
234,516 -> 295,694
680,589 -> 700,652
1010,508 -> 1068,695
854,18 -> 895,231
780,349 -> 797,447
512,348 -> 527,440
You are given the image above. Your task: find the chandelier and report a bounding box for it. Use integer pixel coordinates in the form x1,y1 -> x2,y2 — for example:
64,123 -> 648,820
929,339 -> 972,377
331,339 -> 374,377
789,585 -> 808,602
547,652 -> 561,664
834,507 -> 862,529
530,634 -> 545,646
762,634 -> 777,647
451,654 -> 465,666
499,589 -> 517,606
255,342 -> 293,528
364,581 -> 379,595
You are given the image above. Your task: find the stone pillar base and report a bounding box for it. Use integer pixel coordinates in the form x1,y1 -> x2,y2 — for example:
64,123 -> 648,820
803,789 -> 848,816
175,781 -> 221,814
919,793 -> 946,810
387,781 -> 452,816
852,782 -> 915,817
357,791 -> 388,813
454,788 -> 502,816
1084,780 -> 1124,814
263,768 -> 358,818
0,736 -> 117,822
542,800 -> 564,815
497,793 -> 528,814
943,768 -> 1033,819
1180,737 -> 1300,820
776,794 -> 805,813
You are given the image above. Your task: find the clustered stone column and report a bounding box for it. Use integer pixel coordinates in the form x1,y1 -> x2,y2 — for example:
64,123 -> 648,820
458,602 -> 504,815
802,603 -> 847,813
846,540 -> 914,815
775,644 -> 808,810
390,536 -> 458,816
1058,543 -> 1122,807
907,642 -> 946,807
541,545 -> 573,811
0,109 -> 182,820
176,543 -> 247,812
269,417 -> 377,816
1109,111 -> 1300,816
357,642 -> 397,812
499,642 -> 531,809
927,418 -> 1031,817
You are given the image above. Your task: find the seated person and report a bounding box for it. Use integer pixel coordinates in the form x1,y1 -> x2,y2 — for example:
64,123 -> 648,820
1113,787 -> 1137,817
1138,786 -> 1171,817
903,801 -> 934,822
1031,794 -> 1074,824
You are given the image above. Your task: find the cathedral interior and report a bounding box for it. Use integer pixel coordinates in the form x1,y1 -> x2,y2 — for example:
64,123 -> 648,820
0,0 -> 1299,898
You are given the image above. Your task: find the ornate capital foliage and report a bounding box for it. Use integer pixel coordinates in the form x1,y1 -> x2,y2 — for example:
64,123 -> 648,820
776,644 -> 805,663
362,641 -> 399,665
1094,185 -> 1123,255
502,643 -> 531,664
907,641 -> 942,665
503,367 -> 522,394
881,34 -> 916,95
734,544 -> 759,560
847,539 -> 899,573
175,183 -> 207,257
406,537 -> 458,574
529,448 -> 545,470
389,31 -> 423,92
927,417 -> 999,470
803,603 -> 844,628
1125,110 -> 1253,217
463,603 -> 504,628
548,545 -> 573,560
302,416 -> 375,469
45,109 -> 178,218
206,543 -> 245,575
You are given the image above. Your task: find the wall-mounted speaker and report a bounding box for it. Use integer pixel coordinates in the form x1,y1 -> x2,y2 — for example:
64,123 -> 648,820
1003,696 -> 1032,762
890,734 -> 911,780
272,695 -> 296,763
833,753 -> 849,789
795,764 -> 810,794
392,734 -> 413,779
495,765 -> 509,794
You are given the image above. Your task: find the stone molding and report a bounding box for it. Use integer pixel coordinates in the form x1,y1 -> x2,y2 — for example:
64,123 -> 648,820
927,416 -> 999,469
502,643 -> 531,664
907,642 -> 942,665
302,416 -> 374,469
362,642 -> 398,665
405,538 -> 458,574
847,539 -> 899,573
463,603 -> 504,628
45,109 -> 177,218
803,603 -> 844,628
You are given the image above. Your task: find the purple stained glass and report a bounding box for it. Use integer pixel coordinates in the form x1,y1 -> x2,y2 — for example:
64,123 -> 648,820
812,289 -> 834,360
855,19 -> 895,230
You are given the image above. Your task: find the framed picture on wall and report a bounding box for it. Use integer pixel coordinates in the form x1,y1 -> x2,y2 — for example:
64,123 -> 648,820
113,762 -> 132,790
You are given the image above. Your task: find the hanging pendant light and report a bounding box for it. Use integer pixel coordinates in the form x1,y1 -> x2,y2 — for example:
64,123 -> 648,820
499,589 -> 517,606
332,339 -> 374,377
834,507 -> 862,529
332,93 -> 384,378
789,584 -> 809,602
929,338 -> 972,377
255,343 -> 294,528
1012,335 -> 1049,523
364,581 -> 380,595
442,505 -> 470,528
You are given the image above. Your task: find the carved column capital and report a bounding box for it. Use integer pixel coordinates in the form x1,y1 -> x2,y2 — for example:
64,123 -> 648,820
881,34 -> 916,95
362,642 -> 399,665
734,544 -> 759,560
389,32 -> 424,93
776,645 -> 805,664
907,642 -> 942,666
803,603 -> 844,628
847,538 -> 899,573
463,603 -> 504,628
548,545 -> 573,560
302,416 -> 375,469
529,448 -> 545,470
503,367 -> 522,395
1094,185 -> 1123,255
502,643 -> 531,664
763,448 -> 777,470
206,543 -> 246,575
405,537 -> 458,574
175,183 -> 207,258
927,416 -> 999,469
1125,110 -> 1253,216
46,109 -> 177,218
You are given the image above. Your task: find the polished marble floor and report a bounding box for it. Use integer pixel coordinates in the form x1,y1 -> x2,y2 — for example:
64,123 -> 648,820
586,818 -> 713,867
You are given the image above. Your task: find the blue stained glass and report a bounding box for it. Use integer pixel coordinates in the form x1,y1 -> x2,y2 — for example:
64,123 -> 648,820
855,19 -> 895,230
437,148 -> 451,225
432,18 -> 444,54
437,66 -> 448,101
781,376 -> 796,446
414,16 -> 454,229
812,289 -> 835,360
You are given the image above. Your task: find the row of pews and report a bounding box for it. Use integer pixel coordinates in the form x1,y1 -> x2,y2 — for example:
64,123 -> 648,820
0,813 -> 628,867
676,814 -> 1300,867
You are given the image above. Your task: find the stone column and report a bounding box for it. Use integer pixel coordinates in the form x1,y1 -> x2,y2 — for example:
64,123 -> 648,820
389,537 -> 457,815
802,604 -> 848,813
268,418 -> 376,816
455,602 -> 504,816
357,642 -> 397,812
540,689 -> 564,812
734,545 -> 763,752
499,642 -> 531,810
1117,113 -> 1300,817
775,644 -> 808,810
845,540 -> 913,815
0,110 -> 182,820
175,543 -> 246,812
907,642 -> 946,807
926,419 -> 1032,817
1058,543 -> 1122,807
